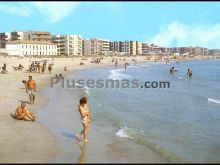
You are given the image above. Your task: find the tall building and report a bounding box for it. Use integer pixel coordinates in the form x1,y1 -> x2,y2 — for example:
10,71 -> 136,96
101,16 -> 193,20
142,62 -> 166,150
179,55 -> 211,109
192,47 -> 203,55
6,40 -> 57,56
110,41 -> 120,52
130,41 -> 137,55
142,43 -> 150,55
52,34 -> 82,56
136,41 -> 142,55
83,38 -> 110,56
51,35 -> 65,56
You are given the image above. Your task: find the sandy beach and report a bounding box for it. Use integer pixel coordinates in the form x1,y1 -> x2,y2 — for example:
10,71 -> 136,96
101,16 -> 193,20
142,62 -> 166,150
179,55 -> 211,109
0,54 -> 217,163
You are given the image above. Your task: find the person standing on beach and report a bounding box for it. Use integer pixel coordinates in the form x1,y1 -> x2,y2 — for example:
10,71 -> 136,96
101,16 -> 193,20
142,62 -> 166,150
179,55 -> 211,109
37,63 -> 41,73
48,64 -> 52,74
26,76 -> 37,104
76,97 -> 90,143
115,59 -> 118,68
186,69 -> 193,78
125,63 -> 127,70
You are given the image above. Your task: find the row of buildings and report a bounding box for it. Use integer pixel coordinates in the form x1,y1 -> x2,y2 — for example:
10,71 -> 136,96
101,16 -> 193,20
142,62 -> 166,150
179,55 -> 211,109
0,30 -> 219,56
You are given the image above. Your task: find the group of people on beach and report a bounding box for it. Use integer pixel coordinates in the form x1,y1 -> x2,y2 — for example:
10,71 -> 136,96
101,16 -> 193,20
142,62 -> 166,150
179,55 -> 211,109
9,59 -> 90,143
26,60 -> 54,74
170,66 -> 193,78
12,75 -> 37,122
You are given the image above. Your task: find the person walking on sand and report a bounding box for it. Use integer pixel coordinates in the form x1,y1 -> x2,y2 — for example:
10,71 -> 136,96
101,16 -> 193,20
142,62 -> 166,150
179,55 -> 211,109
76,97 -> 90,143
48,64 -> 52,74
13,102 -> 35,121
26,76 -> 37,104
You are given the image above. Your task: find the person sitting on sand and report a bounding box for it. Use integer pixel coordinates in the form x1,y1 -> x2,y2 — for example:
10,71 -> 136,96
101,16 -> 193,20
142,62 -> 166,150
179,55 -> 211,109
64,67 -> 67,71
76,97 -> 90,143
26,76 -> 37,104
13,102 -> 35,121
1,63 -> 7,74
186,68 -> 193,78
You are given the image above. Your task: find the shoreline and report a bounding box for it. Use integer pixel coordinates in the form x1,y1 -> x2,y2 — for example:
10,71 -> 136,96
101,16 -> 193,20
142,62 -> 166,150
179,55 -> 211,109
0,55 -> 218,163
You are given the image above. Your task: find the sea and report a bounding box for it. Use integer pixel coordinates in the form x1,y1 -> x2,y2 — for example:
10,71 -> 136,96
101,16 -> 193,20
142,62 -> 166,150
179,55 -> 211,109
37,58 -> 220,163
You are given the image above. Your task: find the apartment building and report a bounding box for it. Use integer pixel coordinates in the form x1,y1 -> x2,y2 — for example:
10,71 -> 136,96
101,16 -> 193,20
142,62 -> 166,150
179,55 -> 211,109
6,40 -> 57,56
52,34 -> 82,56
136,41 -> 142,55
27,31 -> 51,42
110,41 -> 120,52
83,38 -> 110,56
142,43 -> 150,55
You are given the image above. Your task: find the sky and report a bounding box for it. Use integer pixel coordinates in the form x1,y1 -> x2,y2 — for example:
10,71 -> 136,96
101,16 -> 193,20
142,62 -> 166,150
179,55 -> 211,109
0,1 -> 220,49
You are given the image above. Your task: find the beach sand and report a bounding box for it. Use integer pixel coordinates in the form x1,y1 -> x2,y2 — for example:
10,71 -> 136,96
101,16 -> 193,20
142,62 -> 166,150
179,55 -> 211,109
0,54 -> 216,163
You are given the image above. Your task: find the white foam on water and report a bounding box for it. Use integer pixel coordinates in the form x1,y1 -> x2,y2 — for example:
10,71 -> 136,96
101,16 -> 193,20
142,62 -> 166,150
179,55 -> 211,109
73,83 -> 90,96
208,98 -> 220,104
140,64 -> 149,67
128,65 -> 138,68
108,69 -> 133,80
116,127 -> 134,139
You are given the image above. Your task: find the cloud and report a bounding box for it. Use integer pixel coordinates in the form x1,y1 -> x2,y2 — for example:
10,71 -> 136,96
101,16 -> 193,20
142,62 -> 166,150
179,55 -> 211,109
30,2 -> 80,23
148,21 -> 220,49
0,3 -> 31,17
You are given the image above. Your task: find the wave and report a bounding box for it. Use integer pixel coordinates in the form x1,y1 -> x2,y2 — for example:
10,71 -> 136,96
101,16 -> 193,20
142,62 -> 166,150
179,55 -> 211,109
128,65 -> 138,68
73,83 -> 90,96
115,126 -> 191,162
208,98 -> 220,104
140,64 -> 149,67
116,127 -> 134,139
108,69 -> 133,80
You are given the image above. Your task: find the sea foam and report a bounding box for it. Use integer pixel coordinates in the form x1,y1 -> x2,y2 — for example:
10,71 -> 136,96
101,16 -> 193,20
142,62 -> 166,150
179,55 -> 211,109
108,69 -> 133,80
208,98 -> 220,104
116,127 -> 134,139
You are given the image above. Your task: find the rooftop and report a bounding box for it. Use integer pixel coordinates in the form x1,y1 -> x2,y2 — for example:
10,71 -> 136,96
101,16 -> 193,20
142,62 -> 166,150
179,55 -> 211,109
8,40 -> 56,45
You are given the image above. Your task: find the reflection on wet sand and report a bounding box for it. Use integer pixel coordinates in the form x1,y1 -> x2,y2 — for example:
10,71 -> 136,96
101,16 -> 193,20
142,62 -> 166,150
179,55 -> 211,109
76,141 -> 87,163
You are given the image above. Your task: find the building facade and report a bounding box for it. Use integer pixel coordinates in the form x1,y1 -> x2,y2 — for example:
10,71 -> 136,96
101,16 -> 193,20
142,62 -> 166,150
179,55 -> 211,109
52,34 -> 82,56
6,40 -> 57,56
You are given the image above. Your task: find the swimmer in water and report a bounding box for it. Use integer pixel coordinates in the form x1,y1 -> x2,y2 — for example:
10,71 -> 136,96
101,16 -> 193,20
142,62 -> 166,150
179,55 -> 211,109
170,67 -> 175,75
186,68 -> 193,78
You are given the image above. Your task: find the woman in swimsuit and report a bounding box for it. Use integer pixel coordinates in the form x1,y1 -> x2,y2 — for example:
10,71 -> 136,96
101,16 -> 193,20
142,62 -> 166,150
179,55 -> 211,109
76,97 -> 90,143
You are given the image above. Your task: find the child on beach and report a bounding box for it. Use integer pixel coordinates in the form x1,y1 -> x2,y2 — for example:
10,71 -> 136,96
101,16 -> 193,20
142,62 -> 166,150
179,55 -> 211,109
76,97 -> 90,143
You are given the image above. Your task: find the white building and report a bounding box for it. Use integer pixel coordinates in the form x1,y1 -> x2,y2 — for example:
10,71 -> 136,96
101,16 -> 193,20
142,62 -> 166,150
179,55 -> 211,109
52,34 -> 82,56
6,40 -> 57,56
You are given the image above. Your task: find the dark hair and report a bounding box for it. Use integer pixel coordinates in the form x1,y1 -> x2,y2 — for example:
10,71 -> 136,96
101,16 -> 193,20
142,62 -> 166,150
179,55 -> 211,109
80,97 -> 87,105
29,76 -> 32,78
22,80 -> 26,83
